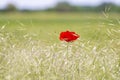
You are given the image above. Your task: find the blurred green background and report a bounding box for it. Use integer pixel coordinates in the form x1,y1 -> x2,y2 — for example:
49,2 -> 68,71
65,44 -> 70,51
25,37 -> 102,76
0,1 -> 120,42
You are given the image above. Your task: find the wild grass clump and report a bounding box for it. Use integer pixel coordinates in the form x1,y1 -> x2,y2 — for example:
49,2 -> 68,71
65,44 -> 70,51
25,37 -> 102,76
0,27 -> 120,80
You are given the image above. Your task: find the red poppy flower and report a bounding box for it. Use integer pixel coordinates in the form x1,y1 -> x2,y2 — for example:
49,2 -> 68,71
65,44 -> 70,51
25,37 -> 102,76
59,30 -> 80,42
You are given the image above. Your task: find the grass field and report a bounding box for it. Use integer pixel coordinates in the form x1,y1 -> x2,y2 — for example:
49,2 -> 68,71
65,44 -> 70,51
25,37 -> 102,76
0,12 -> 119,42
0,12 -> 120,80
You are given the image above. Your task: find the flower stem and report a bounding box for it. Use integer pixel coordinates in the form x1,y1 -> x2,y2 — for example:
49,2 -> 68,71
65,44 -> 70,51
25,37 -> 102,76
67,43 -> 69,54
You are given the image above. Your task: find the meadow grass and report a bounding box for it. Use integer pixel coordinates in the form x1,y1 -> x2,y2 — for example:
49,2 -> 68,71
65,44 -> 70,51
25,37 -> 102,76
0,12 -> 120,80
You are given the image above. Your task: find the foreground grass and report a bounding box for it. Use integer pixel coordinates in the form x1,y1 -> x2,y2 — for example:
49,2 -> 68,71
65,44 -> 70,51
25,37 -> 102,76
0,27 -> 120,80
0,12 -> 120,80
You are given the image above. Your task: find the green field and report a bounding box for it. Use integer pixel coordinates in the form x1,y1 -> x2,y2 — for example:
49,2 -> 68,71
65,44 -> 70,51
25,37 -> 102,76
0,12 -> 119,42
0,12 -> 120,80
